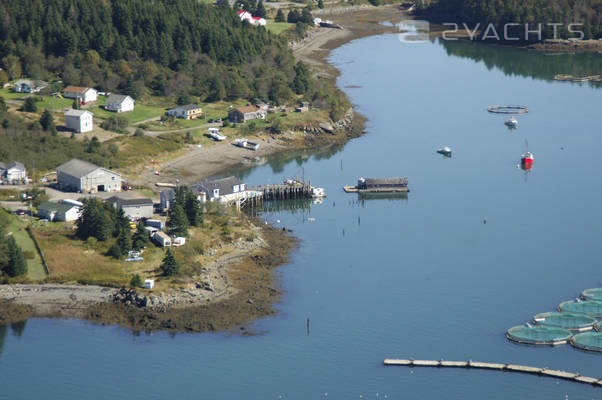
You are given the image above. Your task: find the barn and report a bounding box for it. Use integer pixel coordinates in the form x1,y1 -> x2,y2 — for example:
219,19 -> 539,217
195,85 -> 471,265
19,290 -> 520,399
57,159 -> 121,193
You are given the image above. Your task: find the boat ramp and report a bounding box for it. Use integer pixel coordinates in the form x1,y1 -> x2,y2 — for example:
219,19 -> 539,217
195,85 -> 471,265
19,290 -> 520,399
384,359 -> 602,387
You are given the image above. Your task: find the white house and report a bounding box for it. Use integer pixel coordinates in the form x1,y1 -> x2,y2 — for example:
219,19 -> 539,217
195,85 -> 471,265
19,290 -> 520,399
63,86 -> 98,103
0,161 -> 27,183
237,10 -> 266,26
57,159 -> 121,193
191,176 -> 247,202
105,94 -> 135,113
165,104 -> 203,120
13,79 -> 46,93
64,109 -> 93,133
37,201 -> 81,222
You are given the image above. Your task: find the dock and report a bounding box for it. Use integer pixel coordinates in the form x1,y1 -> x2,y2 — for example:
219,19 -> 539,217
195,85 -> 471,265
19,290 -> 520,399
344,177 -> 410,194
383,359 -> 602,387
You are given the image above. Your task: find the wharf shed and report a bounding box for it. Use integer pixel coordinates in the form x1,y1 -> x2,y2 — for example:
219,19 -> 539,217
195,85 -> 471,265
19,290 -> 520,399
106,196 -> 154,219
57,159 -> 121,193
358,178 -> 408,190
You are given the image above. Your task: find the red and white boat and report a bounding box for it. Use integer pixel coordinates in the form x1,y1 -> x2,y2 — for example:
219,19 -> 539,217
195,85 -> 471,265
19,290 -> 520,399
521,151 -> 534,170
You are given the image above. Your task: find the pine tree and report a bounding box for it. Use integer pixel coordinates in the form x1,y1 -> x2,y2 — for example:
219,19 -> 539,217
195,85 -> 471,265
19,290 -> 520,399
22,97 -> 37,112
130,274 -> 142,288
275,9 -> 285,22
160,248 -> 180,276
167,203 -> 189,237
5,236 -> 27,277
185,190 -> 203,226
72,99 -> 80,110
132,223 -> 150,251
0,97 -> 7,113
106,242 -> 122,259
76,199 -> 113,241
116,229 -> 132,256
287,9 -> 299,23
318,0 -> 324,9
256,1 -> 267,18
40,109 -> 55,131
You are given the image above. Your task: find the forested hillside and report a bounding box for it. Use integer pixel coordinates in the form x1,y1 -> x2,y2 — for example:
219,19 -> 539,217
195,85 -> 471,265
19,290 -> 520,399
421,0 -> 601,40
0,0 -> 313,103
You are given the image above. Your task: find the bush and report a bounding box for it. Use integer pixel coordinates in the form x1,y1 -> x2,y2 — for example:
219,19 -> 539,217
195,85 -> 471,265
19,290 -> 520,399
100,115 -> 129,133
130,274 -> 142,288
134,128 -> 144,136
23,250 -> 35,260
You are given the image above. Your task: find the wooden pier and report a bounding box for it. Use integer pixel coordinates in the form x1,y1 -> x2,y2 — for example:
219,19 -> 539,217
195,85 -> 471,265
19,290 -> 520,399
261,181 -> 313,201
384,359 -> 602,387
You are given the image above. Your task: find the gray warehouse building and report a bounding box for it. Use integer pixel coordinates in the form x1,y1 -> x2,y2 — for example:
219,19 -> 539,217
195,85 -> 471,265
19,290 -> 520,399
57,159 -> 121,193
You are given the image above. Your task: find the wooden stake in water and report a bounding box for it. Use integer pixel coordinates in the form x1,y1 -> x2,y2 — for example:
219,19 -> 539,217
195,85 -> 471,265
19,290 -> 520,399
307,317 -> 310,336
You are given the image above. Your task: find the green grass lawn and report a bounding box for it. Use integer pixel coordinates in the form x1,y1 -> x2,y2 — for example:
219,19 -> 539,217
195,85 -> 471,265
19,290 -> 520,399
88,96 -> 165,123
36,96 -> 73,111
6,216 -> 46,281
266,20 -> 293,35
0,88 -> 28,101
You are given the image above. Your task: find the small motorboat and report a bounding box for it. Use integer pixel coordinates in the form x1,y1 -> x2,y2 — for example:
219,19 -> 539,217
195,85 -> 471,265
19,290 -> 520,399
311,187 -> 326,198
521,151 -> 534,170
208,127 -> 226,141
505,117 -> 518,128
437,146 -> 452,157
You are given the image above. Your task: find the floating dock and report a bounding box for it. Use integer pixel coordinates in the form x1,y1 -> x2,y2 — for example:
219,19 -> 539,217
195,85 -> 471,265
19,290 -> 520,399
383,359 -> 602,387
344,177 -> 409,194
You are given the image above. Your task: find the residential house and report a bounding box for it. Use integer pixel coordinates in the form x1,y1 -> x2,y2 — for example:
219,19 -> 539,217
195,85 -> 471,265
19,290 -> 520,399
105,94 -> 135,113
1,161 -> 27,183
37,201 -> 81,222
296,101 -> 310,112
57,159 -> 121,193
228,105 -> 266,123
193,176 -> 246,202
236,10 -> 266,25
63,86 -> 98,103
152,231 -> 172,247
13,79 -> 46,93
165,104 -> 203,120
106,196 -> 154,220
64,109 -> 93,133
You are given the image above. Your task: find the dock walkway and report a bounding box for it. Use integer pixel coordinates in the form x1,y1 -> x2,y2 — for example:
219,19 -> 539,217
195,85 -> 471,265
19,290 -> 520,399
384,359 -> 602,387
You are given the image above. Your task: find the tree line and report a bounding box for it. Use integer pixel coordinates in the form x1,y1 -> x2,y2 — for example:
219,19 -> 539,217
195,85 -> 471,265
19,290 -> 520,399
0,0 -> 316,104
421,0 -> 601,40
0,209 -> 28,278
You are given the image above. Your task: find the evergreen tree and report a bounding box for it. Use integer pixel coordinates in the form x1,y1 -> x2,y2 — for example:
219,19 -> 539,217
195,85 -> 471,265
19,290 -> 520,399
132,223 -> 150,251
130,274 -> 142,288
0,97 -> 7,113
4,236 -> 27,277
72,99 -> 80,110
287,9 -> 299,23
160,248 -> 180,276
40,109 -> 55,131
167,203 -> 189,237
300,7 -> 313,24
318,0 -> 324,9
275,9 -> 286,22
116,229 -> 132,256
256,1 -> 267,18
22,97 -> 37,112
76,199 -> 113,241
106,242 -> 122,259
185,190 -> 203,226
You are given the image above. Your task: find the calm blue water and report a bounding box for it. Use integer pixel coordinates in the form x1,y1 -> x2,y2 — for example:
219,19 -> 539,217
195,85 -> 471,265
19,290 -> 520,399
1,36 -> 601,399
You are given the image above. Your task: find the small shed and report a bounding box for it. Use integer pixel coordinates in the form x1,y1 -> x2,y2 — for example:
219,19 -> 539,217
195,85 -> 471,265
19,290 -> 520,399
144,279 -> 155,289
228,105 -> 266,123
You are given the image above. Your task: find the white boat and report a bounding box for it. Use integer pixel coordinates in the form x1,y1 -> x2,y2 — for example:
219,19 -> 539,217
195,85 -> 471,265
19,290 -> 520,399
234,138 -> 259,151
208,127 -> 226,141
437,146 -> 452,157
311,187 -> 326,198
505,117 -> 518,128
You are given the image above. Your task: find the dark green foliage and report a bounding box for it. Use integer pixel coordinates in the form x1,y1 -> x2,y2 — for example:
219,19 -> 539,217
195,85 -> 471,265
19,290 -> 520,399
167,203 -> 189,237
130,274 -> 142,288
160,248 -> 180,276
368,0 -> 380,5
132,223 -> 150,251
22,97 -> 37,112
293,62 -> 311,94
29,187 -> 48,207
87,136 -> 101,153
0,97 -> 7,113
256,1 -> 267,18
287,9 -> 300,23
300,7 -> 313,24
0,0 -> 314,103
72,99 -> 80,110
100,116 -> 128,133
185,190 -> 203,227
3,235 -> 27,277
318,0 -> 324,9
177,94 -> 193,106
76,198 -> 114,241
40,109 -> 54,131
116,229 -> 132,256
275,9 -> 286,22
424,0 -> 600,40
106,242 -> 122,259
